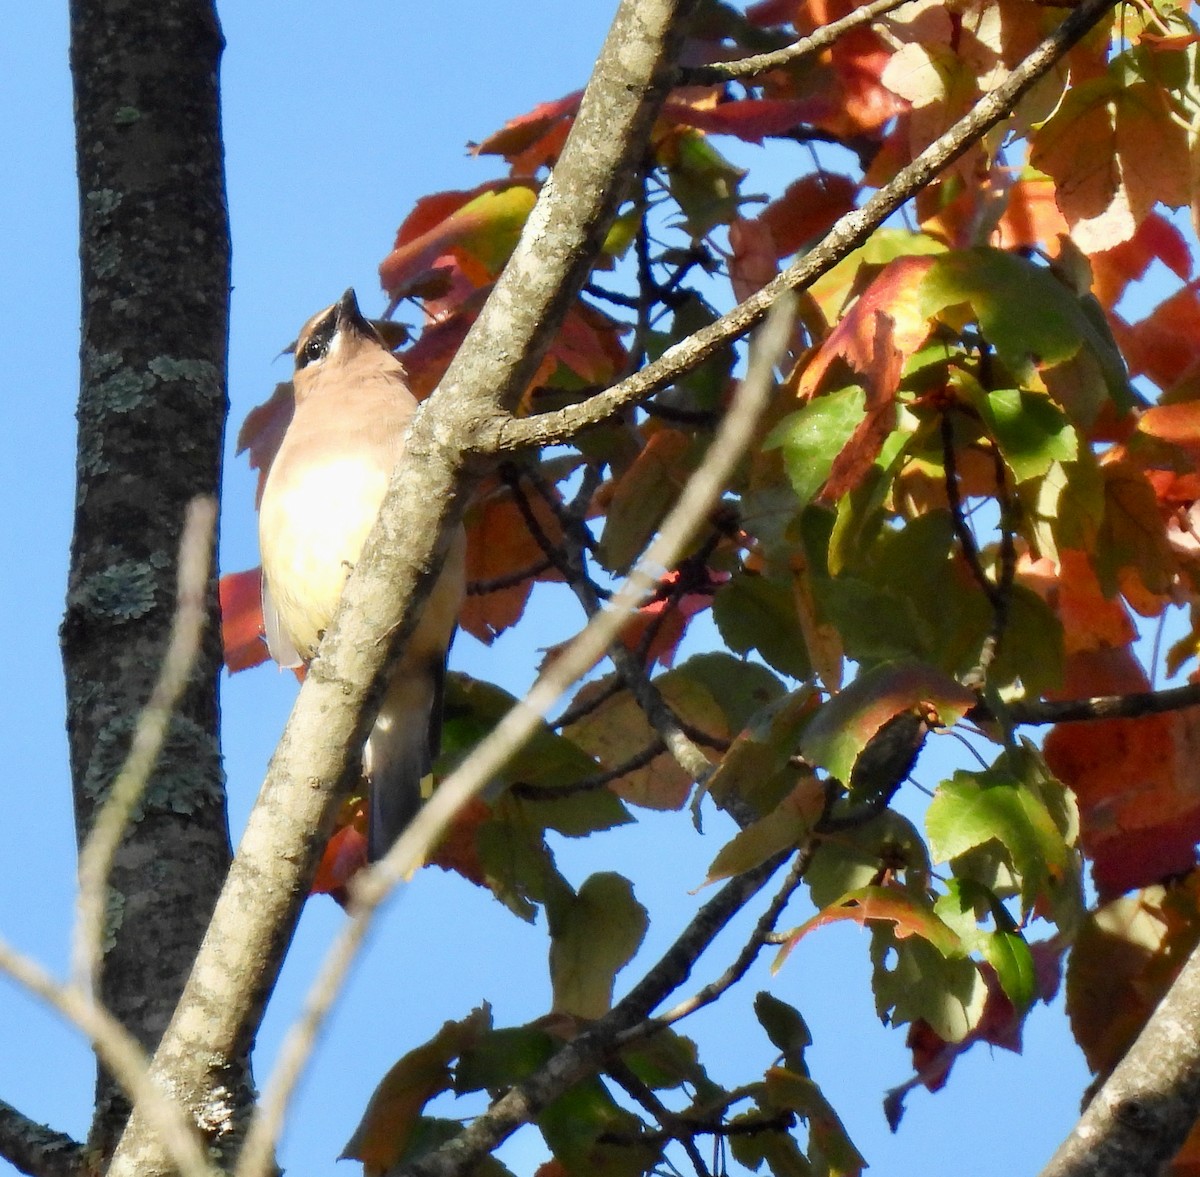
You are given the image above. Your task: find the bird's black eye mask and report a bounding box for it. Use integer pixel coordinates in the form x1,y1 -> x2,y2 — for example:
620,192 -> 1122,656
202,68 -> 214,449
295,314 -> 338,370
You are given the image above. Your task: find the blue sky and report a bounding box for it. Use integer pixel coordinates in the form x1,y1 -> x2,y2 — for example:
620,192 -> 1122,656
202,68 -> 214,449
1,3 -> 1091,1174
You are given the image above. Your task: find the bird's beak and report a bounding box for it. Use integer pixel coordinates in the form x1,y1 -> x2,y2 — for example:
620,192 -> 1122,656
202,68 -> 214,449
335,288 -> 374,338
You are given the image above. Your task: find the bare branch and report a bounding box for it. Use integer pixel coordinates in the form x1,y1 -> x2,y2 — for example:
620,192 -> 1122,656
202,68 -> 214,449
73,496 -> 216,992
0,939 -> 217,1177
0,1098 -> 84,1177
400,851 -> 794,1177
485,0 -> 1120,455
986,683 -> 1200,727
113,4 -> 702,1174
623,845 -> 812,1037
680,0 -> 915,84
1041,941 -> 1200,1177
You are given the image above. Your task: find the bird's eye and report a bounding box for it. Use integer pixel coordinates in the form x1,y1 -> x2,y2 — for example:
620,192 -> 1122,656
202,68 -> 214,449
296,334 -> 329,370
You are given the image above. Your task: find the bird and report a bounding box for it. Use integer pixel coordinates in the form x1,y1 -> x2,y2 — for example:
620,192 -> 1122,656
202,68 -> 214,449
257,287 -> 466,860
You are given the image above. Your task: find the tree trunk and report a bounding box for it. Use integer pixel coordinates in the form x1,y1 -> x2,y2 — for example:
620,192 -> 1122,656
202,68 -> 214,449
64,0 -> 247,1160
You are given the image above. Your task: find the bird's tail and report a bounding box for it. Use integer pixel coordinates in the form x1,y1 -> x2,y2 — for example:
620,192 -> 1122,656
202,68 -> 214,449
363,662 -> 444,861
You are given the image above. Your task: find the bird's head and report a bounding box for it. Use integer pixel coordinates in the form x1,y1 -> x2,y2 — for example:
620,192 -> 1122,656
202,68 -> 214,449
291,288 -> 398,399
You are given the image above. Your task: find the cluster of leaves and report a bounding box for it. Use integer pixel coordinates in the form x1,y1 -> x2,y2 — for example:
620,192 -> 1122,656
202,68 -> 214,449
221,0 -> 1200,1172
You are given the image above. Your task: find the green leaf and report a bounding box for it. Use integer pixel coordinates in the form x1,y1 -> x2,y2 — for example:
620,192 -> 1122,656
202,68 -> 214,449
664,129 -> 746,238
926,769 -> 1072,917
713,573 -> 812,679
456,1026 -> 557,1094
539,1075 -> 660,1177
765,386 -> 867,507
804,810 -> 930,910
800,661 -> 975,783
870,928 -> 988,1041
764,1068 -> 866,1177
918,248 -> 1133,423
548,873 -> 648,1020
619,1029 -> 706,1091
755,992 -> 812,1073
984,929 -> 1037,1012
444,674 -> 633,836
699,686 -> 817,821
982,388 -> 1079,482
704,777 -> 824,884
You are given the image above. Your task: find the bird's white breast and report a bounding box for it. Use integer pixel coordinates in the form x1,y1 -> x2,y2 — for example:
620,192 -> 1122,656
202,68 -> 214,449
259,455 -> 391,657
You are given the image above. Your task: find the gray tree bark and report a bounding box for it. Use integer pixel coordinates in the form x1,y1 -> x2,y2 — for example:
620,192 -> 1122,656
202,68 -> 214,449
64,0 -> 246,1162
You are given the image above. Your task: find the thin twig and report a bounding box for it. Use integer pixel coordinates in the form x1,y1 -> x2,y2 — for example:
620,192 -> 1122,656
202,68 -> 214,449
679,0 -> 915,84
466,558 -> 555,595
994,682 -> 1200,726
0,938 -> 217,1177
73,496 -> 217,993
621,846 -> 811,1039
509,740 -> 666,799
486,0 -> 1120,455
606,1060 -> 712,1177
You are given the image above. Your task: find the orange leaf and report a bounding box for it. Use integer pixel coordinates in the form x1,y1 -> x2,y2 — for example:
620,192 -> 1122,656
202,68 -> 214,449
470,91 -> 582,171
311,820 -> 368,907
218,568 -> 267,673
379,183 -> 537,298
236,382 -> 294,506
662,95 -> 832,143
1090,212 -> 1191,310
729,216 -> 778,303
1045,647 -> 1200,897
995,176 -> 1070,253
759,173 -> 860,259
776,884 -> 962,970
342,1009 -> 490,1174
461,478 -> 565,644
1116,286 -> 1200,391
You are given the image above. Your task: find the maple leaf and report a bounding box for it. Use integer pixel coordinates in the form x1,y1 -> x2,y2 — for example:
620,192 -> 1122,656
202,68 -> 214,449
218,567 -> 268,673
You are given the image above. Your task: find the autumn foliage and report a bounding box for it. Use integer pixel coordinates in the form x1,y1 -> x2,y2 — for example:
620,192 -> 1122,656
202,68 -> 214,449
221,1 -> 1200,1173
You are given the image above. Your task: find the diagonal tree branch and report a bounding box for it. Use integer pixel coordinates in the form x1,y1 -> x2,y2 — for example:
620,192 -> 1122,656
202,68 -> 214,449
1041,942 -> 1200,1177
679,0 -> 915,85
402,851 -> 796,1177
483,0 -> 1120,456
110,1 -> 701,1174
0,1098 -> 84,1177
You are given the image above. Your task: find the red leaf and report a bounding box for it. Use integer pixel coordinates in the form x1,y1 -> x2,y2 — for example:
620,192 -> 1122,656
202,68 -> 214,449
236,382 -> 294,507
311,820 -> 368,906
218,568 -> 268,673
1044,646 -> 1200,897
662,95 -> 833,143
470,91 -> 582,170
759,173 -> 859,259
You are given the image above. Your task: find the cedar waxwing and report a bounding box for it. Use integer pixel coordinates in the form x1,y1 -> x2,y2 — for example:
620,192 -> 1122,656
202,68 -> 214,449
258,288 -> 466,860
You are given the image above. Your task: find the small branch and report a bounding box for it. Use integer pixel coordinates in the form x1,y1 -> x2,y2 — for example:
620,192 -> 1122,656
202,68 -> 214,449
509,740 -> 666,799
401,851 -> 794,1177
941,413 -> 999,612
606,1060 -> 712,1177
994,682 -> 1200,727
1041,938 -> 1200,1177
0,939 -> 217,1177
484,0 -> 1120,456
623,846 -> 810,1038
466,557 -> 555,595
73,497 -> 216,992
553,676 -> 627,728
679,0 -> 914,84
0,1098 -> 84,1177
